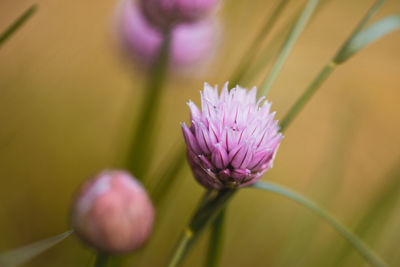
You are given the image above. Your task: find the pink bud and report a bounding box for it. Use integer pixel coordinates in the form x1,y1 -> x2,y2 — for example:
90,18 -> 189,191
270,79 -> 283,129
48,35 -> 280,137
70,170 -> 155,254
116,0 -> 220,70
140,0 -> 220,28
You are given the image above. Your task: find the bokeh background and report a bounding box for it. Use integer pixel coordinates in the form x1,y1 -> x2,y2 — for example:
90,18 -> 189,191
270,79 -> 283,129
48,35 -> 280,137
0,0 -> 400,266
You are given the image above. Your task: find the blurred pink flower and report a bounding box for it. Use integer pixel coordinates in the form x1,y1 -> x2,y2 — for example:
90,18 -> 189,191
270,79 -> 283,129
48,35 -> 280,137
182,83 -> 283,189
140,0 -> 220,28
116,0 -> 220,69
71,170 -> 154,253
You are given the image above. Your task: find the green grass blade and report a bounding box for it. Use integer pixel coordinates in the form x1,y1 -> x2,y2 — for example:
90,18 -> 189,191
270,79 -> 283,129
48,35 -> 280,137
279,62 -> 335,132
243,0 -> 332,87
273,109 -> 358,266
126,32 -> 171,180
0,230 -> 73,267
258,0 -> 320,97
250,181 -> 387,267
332,161 -> 400,266
0,4 -> 38,48
334,14 -> 400,63
279,0 -> 396,132
205,209 -> 226,267
333,0 -> 385,63
150,145 -> 186,205
94,253 -> 110,267
230,0 -> 290,86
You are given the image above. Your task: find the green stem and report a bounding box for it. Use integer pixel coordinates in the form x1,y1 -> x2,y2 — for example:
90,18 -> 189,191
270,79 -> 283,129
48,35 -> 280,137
333,0 -> 385,64
151,145 -> 187,205
258,0 -> 320,97
167,189 -> 236,267
279,61 -> 336,132
332,162 -> 400,267
206,209 -> 226,267
250,181 -> 387,267
279,0 -> 391,133
126,31 -> 171,179
167,228 -> 194,267
230,0 -> 290,86
0,4 -> 38,48
94,253 -> 109,267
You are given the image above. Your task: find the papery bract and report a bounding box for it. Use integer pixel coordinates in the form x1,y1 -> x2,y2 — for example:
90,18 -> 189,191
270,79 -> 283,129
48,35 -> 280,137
182,83 -> 283,189
70,170 -> 154,253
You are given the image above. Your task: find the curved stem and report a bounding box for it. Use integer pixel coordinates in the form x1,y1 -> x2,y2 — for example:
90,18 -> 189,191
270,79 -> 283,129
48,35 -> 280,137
167,189 -> 236,267
94,253 -> 109,267
206,209 -> 226,267
250,181 -> 387,267
167,228 -> 194,267
258,0 -> 320,97
126,31 -> 171,179
230,0 -> 290,86
279,61 -> 336,132
151,145 -> 187,205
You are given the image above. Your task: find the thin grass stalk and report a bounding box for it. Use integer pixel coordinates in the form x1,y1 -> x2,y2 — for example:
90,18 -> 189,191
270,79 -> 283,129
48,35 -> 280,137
244,0 -> 332,87
279,0 -> 391,132
205,209 -> 226,267
273,109 -> 358,266
279,61 -> 335,132
0,230 -> 72,267
258,0 -> 320,97
167,189 -> 236,267
126,31 -> 171,179
230,0 -> 290,86
0,4 -> 38,48
251,181 -> 388,267
242,9 -> 299,86
333,0 -> 385,64
150,144 -> 187,205
331,162 -> 400,267
94,253 -> 109,267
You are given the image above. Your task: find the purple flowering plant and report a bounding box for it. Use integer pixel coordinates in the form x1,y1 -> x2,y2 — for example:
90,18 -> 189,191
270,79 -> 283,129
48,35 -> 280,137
182,83 -> 283,189
0,1 -> 399,267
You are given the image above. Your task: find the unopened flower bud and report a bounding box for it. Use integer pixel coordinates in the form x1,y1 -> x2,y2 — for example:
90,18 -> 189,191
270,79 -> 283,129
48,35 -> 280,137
70,170 -> 155,253
116,0 -> 220,70
140,0 -> 220,28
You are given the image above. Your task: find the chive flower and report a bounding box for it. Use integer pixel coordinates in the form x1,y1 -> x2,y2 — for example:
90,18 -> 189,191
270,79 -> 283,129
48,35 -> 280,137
70,170 -> 155,253
117,0 -> 219,69
182,83 -> 283,189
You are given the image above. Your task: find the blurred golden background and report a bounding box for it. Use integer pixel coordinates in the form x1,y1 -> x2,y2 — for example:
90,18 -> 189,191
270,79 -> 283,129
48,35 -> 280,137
0,0 -> 399,266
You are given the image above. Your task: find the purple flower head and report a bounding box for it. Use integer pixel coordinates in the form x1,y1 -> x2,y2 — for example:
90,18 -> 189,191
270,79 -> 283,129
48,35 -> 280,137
116,0 -> 220,70
182,83 -> 283,189
140,0 -> 220,29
